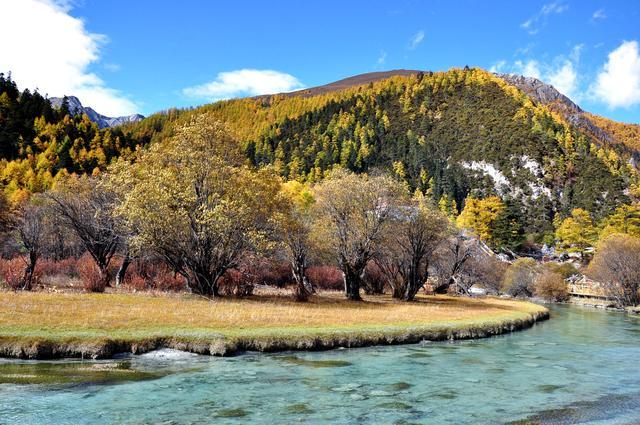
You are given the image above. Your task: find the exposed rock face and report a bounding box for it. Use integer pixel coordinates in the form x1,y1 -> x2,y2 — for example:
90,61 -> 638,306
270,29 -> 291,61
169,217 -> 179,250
50,96 -> 144,128
497,74 -> 617,149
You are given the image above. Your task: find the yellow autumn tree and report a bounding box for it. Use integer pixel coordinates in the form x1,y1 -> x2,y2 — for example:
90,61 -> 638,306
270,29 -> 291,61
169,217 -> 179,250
456,196 -> 505,243
555,208 -> 598,257
438,193 -> 458,220
600,204 -> 640,239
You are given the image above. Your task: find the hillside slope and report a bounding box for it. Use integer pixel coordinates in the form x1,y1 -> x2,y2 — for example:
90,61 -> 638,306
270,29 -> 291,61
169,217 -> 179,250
121,68 -> 637,238
2,68 -> 638,239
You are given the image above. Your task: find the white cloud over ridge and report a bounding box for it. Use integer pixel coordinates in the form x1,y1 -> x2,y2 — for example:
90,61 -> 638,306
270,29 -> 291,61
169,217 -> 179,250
591,41 -> 640,109
0,0 -> 137,116
183,69 -> 304,100
408,30 -> 425,50
490,45 -> 582,101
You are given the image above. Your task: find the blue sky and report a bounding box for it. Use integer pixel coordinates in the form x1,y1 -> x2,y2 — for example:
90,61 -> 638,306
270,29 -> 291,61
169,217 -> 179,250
1,1 -> 639,123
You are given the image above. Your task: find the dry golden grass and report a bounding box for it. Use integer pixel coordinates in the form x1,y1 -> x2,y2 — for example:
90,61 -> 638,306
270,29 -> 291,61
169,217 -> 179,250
0,290 -> 546,341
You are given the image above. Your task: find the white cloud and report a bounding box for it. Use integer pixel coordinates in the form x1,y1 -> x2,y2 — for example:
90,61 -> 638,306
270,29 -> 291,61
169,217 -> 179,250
489,60 -> 507,73
491,45 -> 582,100
408,30 -> 425,50
541,2 -> 568,15
592,9 -> 606,20
521,2 -> 568,35
591,40 -> 640,108
183,69 -> 304,100
547,60 -> 578,99
0,0 -> 137,116
377,50 -> 387,65
513,60 -> 542,79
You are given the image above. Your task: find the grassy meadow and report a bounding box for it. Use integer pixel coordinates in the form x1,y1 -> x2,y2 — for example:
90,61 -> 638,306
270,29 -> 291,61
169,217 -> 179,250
0,290 -> 548,359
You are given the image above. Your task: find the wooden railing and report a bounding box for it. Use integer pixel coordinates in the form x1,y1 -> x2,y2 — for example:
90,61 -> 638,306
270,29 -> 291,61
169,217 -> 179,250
568,282 -> 612,300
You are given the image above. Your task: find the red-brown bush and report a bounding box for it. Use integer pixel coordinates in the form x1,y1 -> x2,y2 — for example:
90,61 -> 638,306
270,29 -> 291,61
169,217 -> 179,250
36,257 -> 78,278
307,266 -> 344,291
124,260 -> 185,292
76,253 -> 108,293
362,261 -> 387,295
259,261 -> 292,287
218,268 -> 255,296
0,257 -> 39,290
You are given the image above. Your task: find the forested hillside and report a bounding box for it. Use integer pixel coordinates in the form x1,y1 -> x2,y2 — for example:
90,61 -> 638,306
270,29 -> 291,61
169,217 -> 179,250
0,73 -> 142,204
121,68 -> 639,241
1,67 -> 638,245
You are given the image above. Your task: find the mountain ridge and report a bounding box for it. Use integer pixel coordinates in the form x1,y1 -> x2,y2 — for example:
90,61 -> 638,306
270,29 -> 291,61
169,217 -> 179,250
50,96 -> 144,129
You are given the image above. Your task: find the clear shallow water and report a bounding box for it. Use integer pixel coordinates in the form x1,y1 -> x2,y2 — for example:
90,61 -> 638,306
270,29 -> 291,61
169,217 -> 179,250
2,305 -> 640,424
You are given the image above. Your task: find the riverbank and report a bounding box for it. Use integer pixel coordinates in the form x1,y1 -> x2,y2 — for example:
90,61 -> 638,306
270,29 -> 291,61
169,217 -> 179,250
0,291 -> 549,359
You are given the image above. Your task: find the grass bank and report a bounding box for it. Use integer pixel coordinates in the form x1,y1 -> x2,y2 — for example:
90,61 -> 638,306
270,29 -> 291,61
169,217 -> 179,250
0,291 -> 549,359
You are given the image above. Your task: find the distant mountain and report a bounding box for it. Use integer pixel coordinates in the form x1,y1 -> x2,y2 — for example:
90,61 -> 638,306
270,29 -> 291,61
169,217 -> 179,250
50,96 -> 144,129
257,69 -> 422,99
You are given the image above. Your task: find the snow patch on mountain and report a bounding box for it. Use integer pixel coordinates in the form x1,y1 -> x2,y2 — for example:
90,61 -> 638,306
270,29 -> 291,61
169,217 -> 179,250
520,155 -> 542,176
461,161 -> 511,194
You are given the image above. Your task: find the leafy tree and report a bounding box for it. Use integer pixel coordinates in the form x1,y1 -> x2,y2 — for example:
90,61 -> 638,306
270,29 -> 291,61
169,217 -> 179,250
376,195 -> 449,300
313,169 -> 404,300
456,196 -> 505,245
588,234 -> 640,307
555,208 -> 598,258
491,199 -> 525,252
437,193 -> 458,220
109,117 -> 283,296
600,203 -> 640,238
277,180 -> 316,301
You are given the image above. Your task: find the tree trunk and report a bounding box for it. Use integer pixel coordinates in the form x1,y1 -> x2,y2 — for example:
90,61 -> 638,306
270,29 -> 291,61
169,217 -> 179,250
391,283 -> 403,299
115,254 -> 131,287
187,268 -> 221,297
342,264 -> 363,301
21,250 -> 38,291
291,257 -> 310,302
433,276 -> 455,294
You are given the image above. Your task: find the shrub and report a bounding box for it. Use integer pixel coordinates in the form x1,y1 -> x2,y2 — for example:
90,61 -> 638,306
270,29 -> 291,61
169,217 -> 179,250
218,269 -> 255,297
462,255 -> 508,295
124,260 -> 185,292
76,253 -> 108,293
545,262 -> 578,279
362,261 -> 387,295
0,257 -> 36,290
260,262 -> 292,288
534,270 -> 569,302
36,257 -> 78,278
307,266 -> 343,291
153,269 -> 186,291
502,258 -> 539,297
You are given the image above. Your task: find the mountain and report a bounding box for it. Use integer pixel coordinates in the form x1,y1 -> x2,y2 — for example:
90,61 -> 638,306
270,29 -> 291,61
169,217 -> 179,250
121,67 -> 638,242
50,96 -> 144,129
498,74 -> 640,162
258,69 -> 421,99
2,67 -> 638,243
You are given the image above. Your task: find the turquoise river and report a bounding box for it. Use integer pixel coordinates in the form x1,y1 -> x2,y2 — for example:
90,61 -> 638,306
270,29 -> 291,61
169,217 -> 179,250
2,305 -> 640,424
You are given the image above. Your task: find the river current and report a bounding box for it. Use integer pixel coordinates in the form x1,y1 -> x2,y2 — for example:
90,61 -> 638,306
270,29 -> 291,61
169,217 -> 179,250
2,305 -> 640,424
